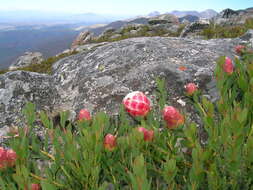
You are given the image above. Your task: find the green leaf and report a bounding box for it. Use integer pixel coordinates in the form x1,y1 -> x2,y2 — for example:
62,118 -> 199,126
41,181 -> 57,190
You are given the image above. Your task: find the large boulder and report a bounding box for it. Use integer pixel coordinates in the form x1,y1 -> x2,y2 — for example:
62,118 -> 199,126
0,71 -> 57,138
52,36 -> 241,117
71,31 -> 94,49
9,52 -> 44,70
180,21 -> 210,38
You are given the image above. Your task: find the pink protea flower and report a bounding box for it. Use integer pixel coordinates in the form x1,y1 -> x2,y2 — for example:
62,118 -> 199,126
6,149 -> 17,167
163,106 -> 184,129
223,57 -> 234,75
31,184 -> 41,190
123,91 -> 151,117
0,147 -> 17,169
137,127 -> 154,142
0,147 -> 7,169
104,134 -> 117,151
185,83 -> 197,96
78,109 -> 91,121
235,45 -> 246,55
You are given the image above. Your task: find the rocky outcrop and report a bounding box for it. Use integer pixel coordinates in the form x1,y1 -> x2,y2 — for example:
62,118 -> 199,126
52,37 -> 241,116
71,31 -> 94,48
240,29 -> 253,47
9,52 -> 44,70
180,21 -> 210,38
179,15 -> 199,23
148,14 -> 179,25
213,8 -> 253,25
0,71 -> 57,138
1,34 -> 252,136
71,14 -> 182,51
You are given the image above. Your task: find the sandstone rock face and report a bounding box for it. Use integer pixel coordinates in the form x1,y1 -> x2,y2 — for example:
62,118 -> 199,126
213,8 -> 253,26
71,31 -> 94,49
0,71 -> 57,137
1,35 -> 251,135
180,21 -> 210,38
9,52 -> 44,70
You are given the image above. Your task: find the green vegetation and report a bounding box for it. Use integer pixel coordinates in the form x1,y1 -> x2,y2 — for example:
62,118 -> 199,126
0,51 -> 78,75
1,47 -> 253,189
201,18 -> 253,39
91,24 -> 186,43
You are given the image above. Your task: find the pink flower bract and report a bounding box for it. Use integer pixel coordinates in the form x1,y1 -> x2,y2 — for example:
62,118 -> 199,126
123,91 -> 151,117
0,147 -> 16,169
185,83 -> 197,96
223,57 -> 234,75
163,106 -> 184,129
104,134 -> 117,151
31,184 -> 41,190
78,109 -> 91,121
137,127 -> 154,142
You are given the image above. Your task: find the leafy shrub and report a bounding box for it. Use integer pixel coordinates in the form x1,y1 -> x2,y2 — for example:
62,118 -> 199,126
1,47 -> 253,189
91,24 -> 186,44
201,18 -> 253,39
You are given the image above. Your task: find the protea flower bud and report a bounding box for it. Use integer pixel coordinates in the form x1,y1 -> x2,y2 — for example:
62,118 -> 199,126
235,45 -> 246,55
0,147 -> 6,169
185,83 -> 197,96
6,149 -> 17,167
223,57 -> 233,75
163,106 -> 184,129
31,184 -> 41,190
137,127 -> 154,142
104,134 -> 117,151
78,109 -> 91,121
123,91 -> 151,117
0,147 -> 16,169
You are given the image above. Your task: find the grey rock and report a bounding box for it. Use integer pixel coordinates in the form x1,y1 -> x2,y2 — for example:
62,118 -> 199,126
52,36 -> 241,116
213,8 -> 253,26
129,30 -> 138,35
0,71 -> 57,130
180,21 -> 210,38
74,42 -> 109,52
239,29 -> 253,48
71,31 -> 94,48
9,52 -> 44,70
0,34 -> 250,137
110,34 -> 122,40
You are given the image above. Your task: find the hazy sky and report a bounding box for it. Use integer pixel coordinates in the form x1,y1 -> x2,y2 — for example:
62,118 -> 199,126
0,0 -> 252,15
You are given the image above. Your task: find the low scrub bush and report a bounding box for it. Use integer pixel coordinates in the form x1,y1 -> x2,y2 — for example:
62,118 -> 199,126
201,18 -> 253,39
1,46 -> 253,189
0,51 -> 78,75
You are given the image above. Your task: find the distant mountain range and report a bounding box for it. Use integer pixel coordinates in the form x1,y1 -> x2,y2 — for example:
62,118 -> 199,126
0,10 -> 131,25
169,9 -> 217,19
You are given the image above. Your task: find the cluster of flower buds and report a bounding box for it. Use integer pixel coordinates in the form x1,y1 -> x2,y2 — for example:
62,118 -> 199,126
0,147 -> 17,169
